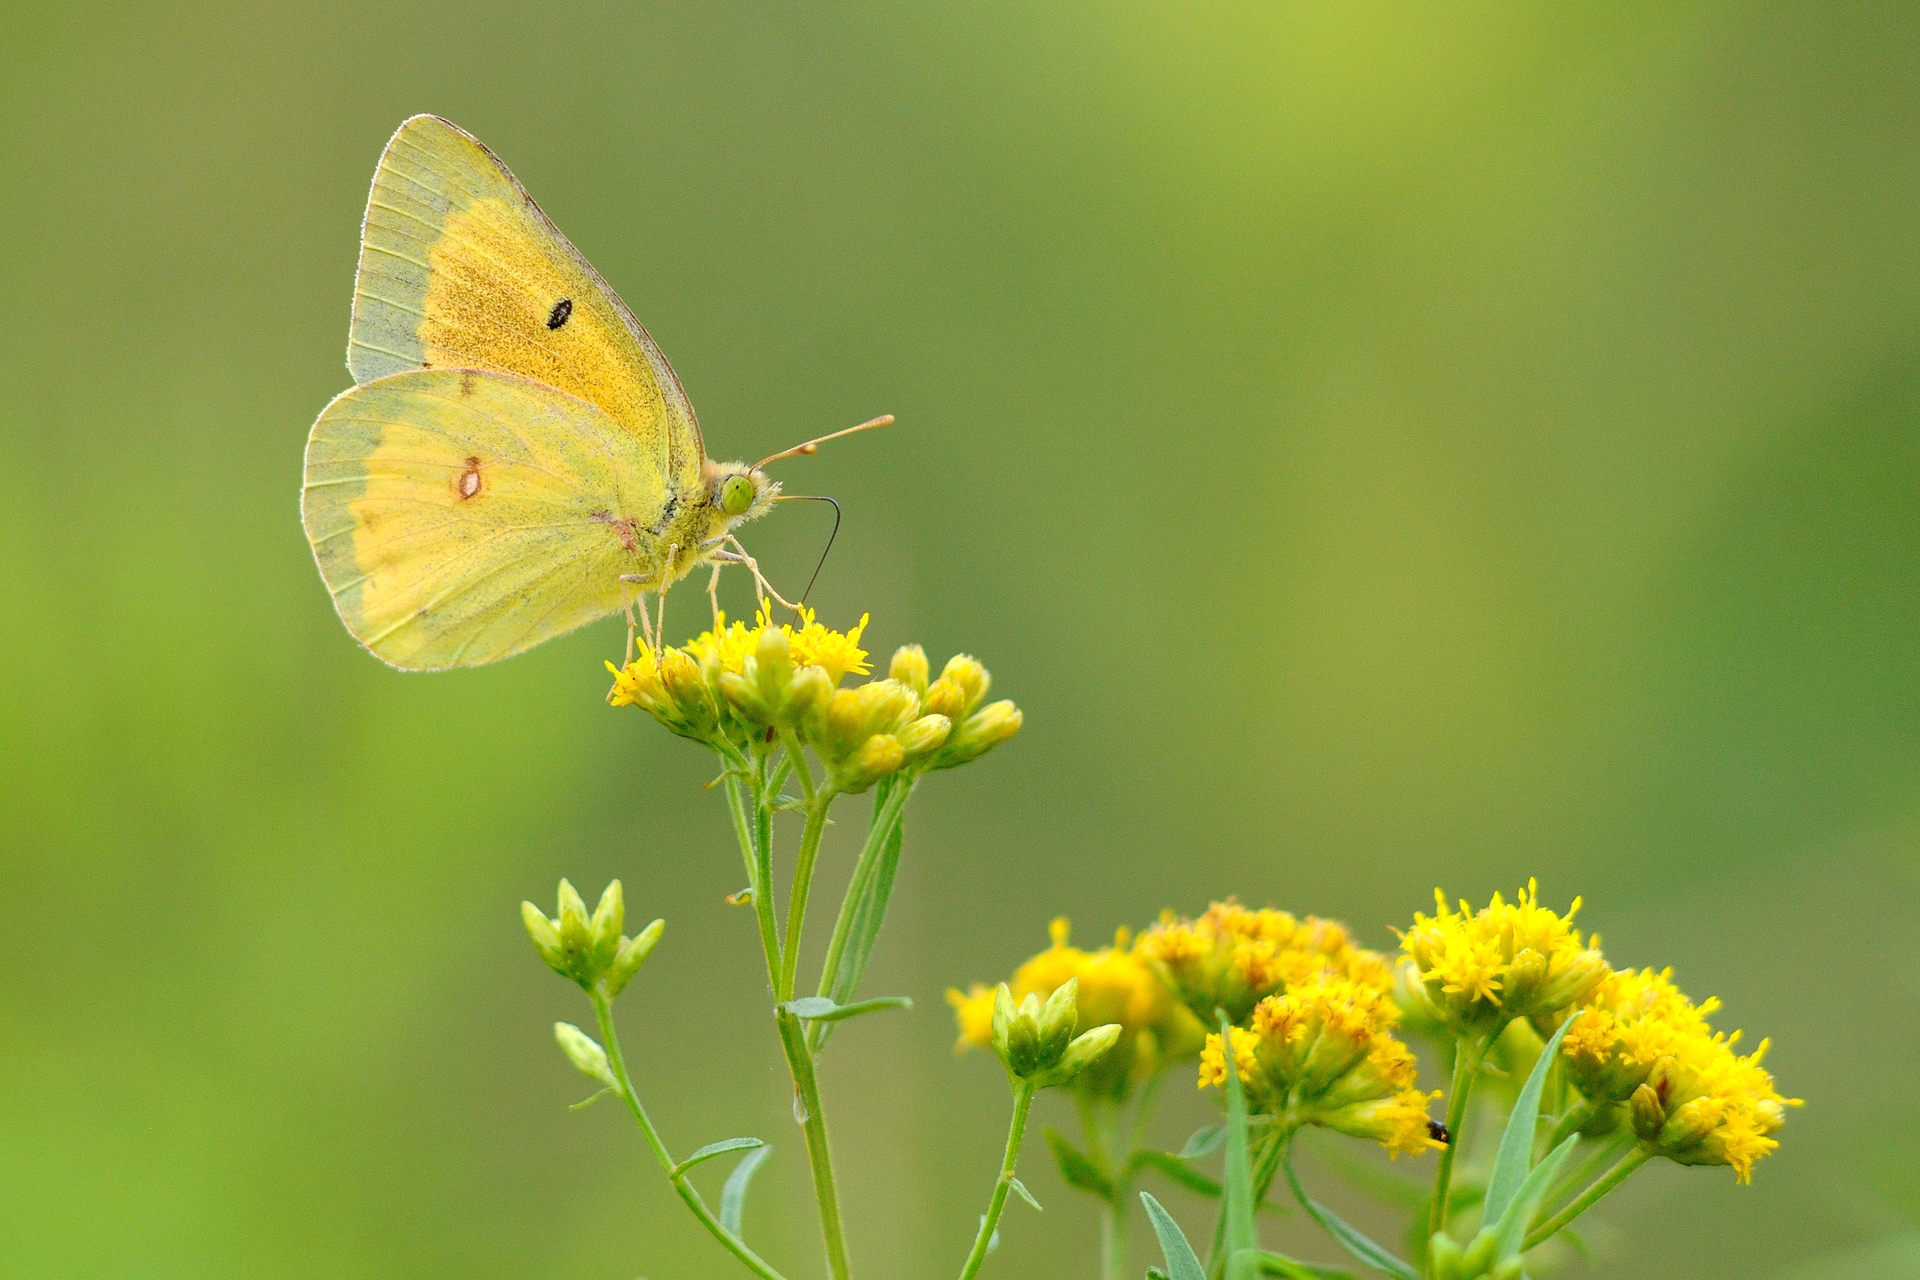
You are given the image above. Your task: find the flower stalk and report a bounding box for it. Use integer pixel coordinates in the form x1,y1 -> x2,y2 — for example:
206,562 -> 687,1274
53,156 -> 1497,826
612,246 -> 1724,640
958,1080 -> 1037,1280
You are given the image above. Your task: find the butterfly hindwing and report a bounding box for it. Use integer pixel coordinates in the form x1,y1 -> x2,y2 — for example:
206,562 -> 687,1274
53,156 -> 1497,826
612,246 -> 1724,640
347,114 -> 705,492
303,368 -> 667,670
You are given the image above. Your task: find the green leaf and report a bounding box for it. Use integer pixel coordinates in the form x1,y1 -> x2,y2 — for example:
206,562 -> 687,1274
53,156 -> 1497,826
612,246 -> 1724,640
1220,1012 -> 1257,1258
1044,1127 -> 1115,1198
1483,1011 -> 1583,1228
812,782 -> 909,1051
567,1086 -> 614,1111
673,1136 -> 765,1176
781,994 -> 912,1022
1008,1176 -> 1043,1212
1253,1251 -> 1360,1279
718,1143 -> 771,1237
1491,1133 -> 1579,1260
1141,1191 -> 1207,1280
1179,1123 -> 1227,1159
1280,1147 -> 1421,1280
1148,1269 -> 1172,1280
1128,1149 -> 1225,1200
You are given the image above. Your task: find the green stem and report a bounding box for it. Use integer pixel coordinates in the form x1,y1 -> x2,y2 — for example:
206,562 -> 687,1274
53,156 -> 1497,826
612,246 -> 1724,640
813,776 -> 914,1001
1546,1097 -> 1598,1152
775,1009 -> 854,1280
1523,1145 -> 1651,1251
1539,1128 -> 1633,1224
591,989 -> 789,1280
722,769 -> 783,987
1207,1125 -> 1286,1280
958,1080 -> 1038,1280
780,727 -> 818,806
1429,1035 -> 1490,1242
1077,1095 -> 1125,1280
779,789 -> 836,1001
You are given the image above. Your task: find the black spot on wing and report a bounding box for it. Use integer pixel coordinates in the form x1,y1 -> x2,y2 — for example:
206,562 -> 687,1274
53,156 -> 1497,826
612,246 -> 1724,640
546,298 -> 573,330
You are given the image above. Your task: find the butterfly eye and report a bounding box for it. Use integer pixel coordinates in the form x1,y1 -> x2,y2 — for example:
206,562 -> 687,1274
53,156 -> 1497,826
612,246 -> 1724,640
721,474 -> 756,516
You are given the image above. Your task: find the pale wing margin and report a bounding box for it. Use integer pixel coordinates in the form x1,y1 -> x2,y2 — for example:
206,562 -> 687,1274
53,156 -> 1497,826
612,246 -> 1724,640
302,368 -> 664,671
345,115 -> 705,483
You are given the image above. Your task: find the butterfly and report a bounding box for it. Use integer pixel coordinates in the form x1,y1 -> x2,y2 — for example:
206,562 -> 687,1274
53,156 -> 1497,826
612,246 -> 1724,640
302,115 -> 887,670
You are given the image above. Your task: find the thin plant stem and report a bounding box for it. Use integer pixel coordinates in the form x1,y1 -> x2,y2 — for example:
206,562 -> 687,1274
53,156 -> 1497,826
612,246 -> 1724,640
958,1080 -> 1038,1280
1207,1125 -> 1285,1279
1538,1129 -> 1635,1224
590,989 -> 790,1280
722,769 -> 783,985
1523,1146 -> 1653,1251
1546,1096 -> 1599,1152
775,1009 -> 854,1280
780,728 -> 817,806
1076,1094 -> 1124,1280
812,776 -> 914,999
779,789 -> 836,1001
1128,1073 -> 1164,1152
1429,1033 -> 1491,1241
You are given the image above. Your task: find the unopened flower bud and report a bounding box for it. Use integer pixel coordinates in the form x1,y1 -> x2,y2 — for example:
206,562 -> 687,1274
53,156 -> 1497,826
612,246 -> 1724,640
934,700 -> 1022,769
783,665 -> 833,723
1036,979 -> 1080,1064
1047,1022 -> 1123,1087
1502,948 -> 1549,1007
1461,1227 -> 1499,1276
890,644 -> 929,697
1488,1257 -> 1524,1280
1631,1081 -> 1666,1141
897,713 -> 952,761
589,880 -> 625,972
606,917 -> 666,996
1659,1097 -> 1723,1152
557,879 -> 592,956
939,654 -> 990,715
522,901 -> 566,974
922,677 -> 967,720
718,669 -> 773,723
834,733 -> 904,793
554,1022 -> 615,1087
1427,1232 -> 1464,1280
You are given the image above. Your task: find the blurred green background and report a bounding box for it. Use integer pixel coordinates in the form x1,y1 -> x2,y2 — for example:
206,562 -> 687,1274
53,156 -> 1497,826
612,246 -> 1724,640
3,3 -> 1917,1277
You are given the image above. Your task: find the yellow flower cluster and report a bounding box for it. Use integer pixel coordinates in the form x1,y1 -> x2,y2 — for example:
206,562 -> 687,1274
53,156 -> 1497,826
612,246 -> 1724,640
1548,966 -> 1797,1183
1398,880 -> 1608,1034
607,607 -> 1021,786
1198,976 -> 1442,1157
948,919 -> 1206,1100
1135,900 -> 1390,1024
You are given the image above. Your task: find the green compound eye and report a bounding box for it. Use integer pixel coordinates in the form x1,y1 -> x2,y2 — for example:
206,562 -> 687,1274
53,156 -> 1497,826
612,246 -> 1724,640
721,474 -> 756,516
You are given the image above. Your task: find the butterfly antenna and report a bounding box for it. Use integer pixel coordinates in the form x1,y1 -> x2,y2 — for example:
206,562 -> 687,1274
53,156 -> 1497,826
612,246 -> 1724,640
754,414 -> 894,470
771,494 -> 843,605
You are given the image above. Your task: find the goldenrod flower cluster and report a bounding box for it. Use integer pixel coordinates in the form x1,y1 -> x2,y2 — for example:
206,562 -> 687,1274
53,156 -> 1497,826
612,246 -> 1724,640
949,919 -> 1206,1100
607,607 -> 1021,788
1398,880 -> 1608,1034
1135,900 -> 1391,1025
1547,966 -> 1797,1183
1198,978 -> 1443,1157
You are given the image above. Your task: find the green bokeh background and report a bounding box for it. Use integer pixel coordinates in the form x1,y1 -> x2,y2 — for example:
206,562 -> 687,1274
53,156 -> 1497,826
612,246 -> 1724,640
3,3 -> 1916,1277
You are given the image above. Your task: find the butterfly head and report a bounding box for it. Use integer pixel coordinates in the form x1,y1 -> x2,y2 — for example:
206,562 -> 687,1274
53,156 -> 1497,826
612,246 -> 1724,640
707,461 -> 780,526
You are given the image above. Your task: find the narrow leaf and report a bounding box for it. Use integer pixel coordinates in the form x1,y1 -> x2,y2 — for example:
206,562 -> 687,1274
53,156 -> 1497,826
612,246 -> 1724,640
783,994 -> 913,1023
673,1137 -> 765,1176
1179,1123 -> 1227,1159
1141,1191 -> 1207,1280
1220,1013 -> 1257,1258
1044,1127 -> 1115,1198
718,1144 -> 771,1237
1254,1251 -> 1361,1279
567,1087 -> 614,1111
1491,1132 -> 1579,1260
1280,1148 -> 1421,1280
1483,1011 -> 1584,1227
1128,1149 -> 1225,1200
813,784 -> 908,1051
1008,1176 -> 1044,1212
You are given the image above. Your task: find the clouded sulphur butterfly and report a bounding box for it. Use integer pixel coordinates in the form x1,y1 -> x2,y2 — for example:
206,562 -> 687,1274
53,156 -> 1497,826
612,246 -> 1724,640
302,115 -> 885,670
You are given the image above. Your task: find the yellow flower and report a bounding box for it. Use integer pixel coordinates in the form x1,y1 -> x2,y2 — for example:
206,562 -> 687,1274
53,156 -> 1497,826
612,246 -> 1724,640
1137,900 -> 1390,1025
1398,880 -> 1608,1034
1197,976 -> 1441,1158
1550,967 -> 1720,1106
950,918 -> 1205,1099
788,606 -> 870,684
1630,1025 -> 1798,1183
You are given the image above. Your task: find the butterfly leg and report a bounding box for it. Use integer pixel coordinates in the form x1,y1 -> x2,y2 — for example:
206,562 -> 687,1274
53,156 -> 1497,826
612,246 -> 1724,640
652,546 -> 679,653
618,573 -> 656,663
719,537 -> 803,613
706,562 -> 727,626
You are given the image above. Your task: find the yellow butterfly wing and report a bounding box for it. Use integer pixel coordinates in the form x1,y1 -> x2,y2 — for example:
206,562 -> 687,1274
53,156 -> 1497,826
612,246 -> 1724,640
303,369 -> 664,670
347,114 -> 705,491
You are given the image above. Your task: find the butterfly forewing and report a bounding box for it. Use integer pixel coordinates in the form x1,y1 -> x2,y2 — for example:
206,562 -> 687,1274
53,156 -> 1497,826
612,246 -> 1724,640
303,369 -> 664,670
347,114 -> 705,491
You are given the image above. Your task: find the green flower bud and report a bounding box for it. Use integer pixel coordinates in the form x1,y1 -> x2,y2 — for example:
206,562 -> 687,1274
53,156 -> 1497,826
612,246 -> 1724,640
897,713 -> 952,763
606,917 -> 665,997
833,733 -> 904,793
783,665 -> 833,724
521,900 -> 566,974
933,700 -> 1022,769
754,626 -> 794,704
1044,1022 -> 1123,1088
922,676 -> 967,720
1489,1257 -> 1524,1280
718,669 -> 774,724
590,880 -> 625,972
1631,1081 -> 1666,1142
554,1022 -> 615,1087
890,644 -> 929,697
1461,1227 -> 1499,1276
557,879 -> 592,958
1427,1232 -> 1465,1280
